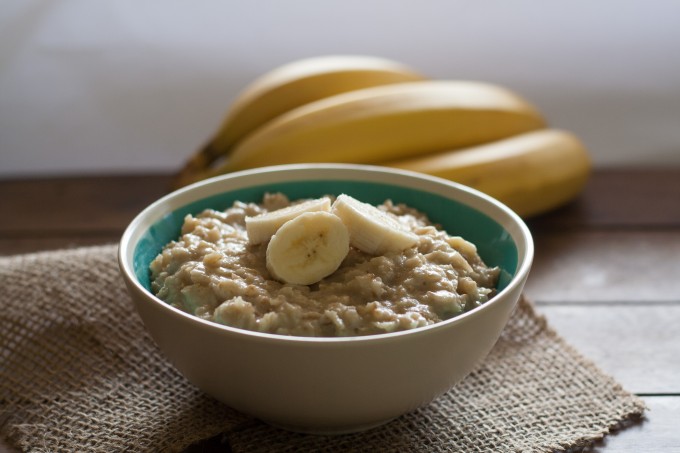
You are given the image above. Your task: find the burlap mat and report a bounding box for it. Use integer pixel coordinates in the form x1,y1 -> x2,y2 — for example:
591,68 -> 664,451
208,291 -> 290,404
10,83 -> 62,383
0,245 -> 645,453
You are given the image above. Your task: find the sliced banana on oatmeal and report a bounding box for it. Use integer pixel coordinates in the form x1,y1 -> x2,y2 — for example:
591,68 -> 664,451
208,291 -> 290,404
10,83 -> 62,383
246,197 -> 331,244
331,194 -> 419,255
266,211 -> 350,285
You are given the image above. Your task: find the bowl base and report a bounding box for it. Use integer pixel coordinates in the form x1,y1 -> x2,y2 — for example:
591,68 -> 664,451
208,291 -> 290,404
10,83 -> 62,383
262,416 -> 396,435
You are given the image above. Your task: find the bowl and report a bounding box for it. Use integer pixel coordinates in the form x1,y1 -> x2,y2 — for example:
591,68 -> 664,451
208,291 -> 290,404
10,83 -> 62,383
118,163 -> 533,434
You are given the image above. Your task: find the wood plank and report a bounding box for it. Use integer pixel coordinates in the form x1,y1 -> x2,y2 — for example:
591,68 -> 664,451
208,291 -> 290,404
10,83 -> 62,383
524,230 -> 680,302
536,303 -> 680,394
2,169 -> 680,237
528,168 -> 680,229
581,396 -> 680,452
0,173 -> 173,234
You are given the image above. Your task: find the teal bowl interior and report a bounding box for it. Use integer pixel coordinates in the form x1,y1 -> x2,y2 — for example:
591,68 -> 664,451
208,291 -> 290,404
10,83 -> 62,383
133,179 -> 518,296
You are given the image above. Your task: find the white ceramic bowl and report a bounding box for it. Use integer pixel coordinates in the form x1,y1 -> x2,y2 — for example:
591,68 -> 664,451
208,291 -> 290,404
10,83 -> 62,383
118,163 -> 533,434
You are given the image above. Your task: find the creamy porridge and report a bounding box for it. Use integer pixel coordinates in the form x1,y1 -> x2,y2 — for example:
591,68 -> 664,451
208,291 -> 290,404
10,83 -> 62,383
150,193 -> 500,337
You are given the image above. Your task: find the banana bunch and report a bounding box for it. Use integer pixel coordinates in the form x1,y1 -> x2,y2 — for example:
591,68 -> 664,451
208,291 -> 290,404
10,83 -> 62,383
176,55 -> 591,217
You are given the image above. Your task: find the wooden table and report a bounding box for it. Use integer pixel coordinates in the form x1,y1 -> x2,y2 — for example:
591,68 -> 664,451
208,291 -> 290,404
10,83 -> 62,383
1,169 -> 678,452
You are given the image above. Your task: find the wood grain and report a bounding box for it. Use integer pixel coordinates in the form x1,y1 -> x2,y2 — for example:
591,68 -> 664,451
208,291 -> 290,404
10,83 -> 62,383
524,231 -> 680,302
582,397 -> 680,452
2,168 -> 680,236
0,173 -> 173,234
536,303 -> 680,394
528,168 -> 680,229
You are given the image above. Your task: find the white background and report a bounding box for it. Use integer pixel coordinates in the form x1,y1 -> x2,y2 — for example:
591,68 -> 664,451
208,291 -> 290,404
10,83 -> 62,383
1,0 -> 679,177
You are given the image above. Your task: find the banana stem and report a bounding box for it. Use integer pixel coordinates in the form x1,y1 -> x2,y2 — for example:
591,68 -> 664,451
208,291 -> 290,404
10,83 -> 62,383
173,142 -> 229,189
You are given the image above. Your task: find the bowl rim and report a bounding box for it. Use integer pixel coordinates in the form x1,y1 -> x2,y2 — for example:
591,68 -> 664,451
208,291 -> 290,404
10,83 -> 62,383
119,163 -> 533,345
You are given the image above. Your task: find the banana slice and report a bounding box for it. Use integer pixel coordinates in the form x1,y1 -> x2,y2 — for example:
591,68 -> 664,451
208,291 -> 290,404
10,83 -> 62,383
331,194 -> 419,255
266,211 -> 350,285
246,197 -> 331,244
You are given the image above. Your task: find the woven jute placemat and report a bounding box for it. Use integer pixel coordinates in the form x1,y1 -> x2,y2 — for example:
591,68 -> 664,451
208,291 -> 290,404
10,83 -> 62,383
0,245 -> 645,452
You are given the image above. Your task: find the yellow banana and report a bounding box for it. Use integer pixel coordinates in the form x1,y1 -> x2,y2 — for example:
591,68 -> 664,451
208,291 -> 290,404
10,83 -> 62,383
385,129 -> 591,217
175,55 -> 425,187
193,80 -> 546,181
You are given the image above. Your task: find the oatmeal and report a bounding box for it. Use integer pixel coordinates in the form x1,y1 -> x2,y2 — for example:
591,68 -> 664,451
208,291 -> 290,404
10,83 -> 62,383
150,193 -> 500,337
